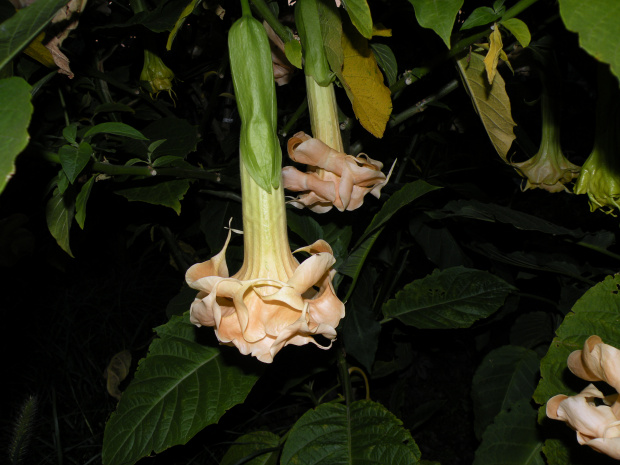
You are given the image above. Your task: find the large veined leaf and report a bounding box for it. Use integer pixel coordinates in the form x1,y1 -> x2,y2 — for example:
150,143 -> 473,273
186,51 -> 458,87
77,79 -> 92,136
533,274 -> 620,404
220,431 -> 280,465
0,0 -> 69,71
408,0 -> 463,49
456,51 -> 517,161
472,345 -> 540,439
102,313 -> 260,465
280,400 -> 421,465
339,18 -> 392,138
338,180 -> 440,280
115,179 -> 191,214
509,312 -> 556,350
0,77 -> 33,194
542,438 -> 618,465
371,43 -> 398,87
558,0 -> 620,80
473,400 -> 544,465
319,0 -> 344,74
382,267 -> 515,329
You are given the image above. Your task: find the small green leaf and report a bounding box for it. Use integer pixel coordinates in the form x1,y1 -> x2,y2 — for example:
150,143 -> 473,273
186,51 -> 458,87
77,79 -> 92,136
102,313 -> 261,465
75,176 -> 95,229
62,124 -> 78,145
533,274 -> 620,405
371,43 -> 398,87
0,77 -> 33,194
46,187 -> 75,257
115,179 -> 191,215
284,39 -> 302,69
558,0 -> 620,80
501,18 -> 531,48
472,345 -> 540,439
340,0 -> 373,39
220,431 -> 280,465
151,155 -> 183,168
460,6 -> 500,30
148,139 -> 168,154
280,400 -> 421,465
83,122 -> 148,141
59,141 -> 92,183
382,267 -> 515,329
0,0 -> 70,71
408,0 -> 463,48
456,51 -> 517,161
473,401 -> 544,465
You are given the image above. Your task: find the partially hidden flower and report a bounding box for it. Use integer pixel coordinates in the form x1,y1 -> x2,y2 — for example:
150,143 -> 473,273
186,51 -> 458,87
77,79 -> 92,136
263,21 -> 296,86
186,223 -> 345,363
282,131 -> 393,213
511,148 -> 580,193
546,336 -> 620,459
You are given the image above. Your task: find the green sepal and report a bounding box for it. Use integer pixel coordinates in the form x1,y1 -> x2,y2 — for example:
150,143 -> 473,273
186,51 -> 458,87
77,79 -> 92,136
228,13 -> 281,191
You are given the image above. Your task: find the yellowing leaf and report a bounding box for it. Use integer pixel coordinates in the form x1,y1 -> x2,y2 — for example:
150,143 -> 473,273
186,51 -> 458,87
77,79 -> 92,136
457,51 -> 516,161
104,350 -> 132,401
23,32 -> 56,68
339,20 -> 392,138
372,24 -> 392,37
483,24 -> 503,84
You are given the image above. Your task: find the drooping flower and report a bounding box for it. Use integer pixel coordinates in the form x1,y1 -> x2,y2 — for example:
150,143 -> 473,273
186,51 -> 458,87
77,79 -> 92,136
186,165 -> 345,363
140,50 -> 176,101
546,336 -> 620,459
282,131 -> 392,213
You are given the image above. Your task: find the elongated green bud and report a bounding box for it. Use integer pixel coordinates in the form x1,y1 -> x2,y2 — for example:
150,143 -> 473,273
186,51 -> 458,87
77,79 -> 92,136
295,0 -> 332,86
229,2 -> 281,191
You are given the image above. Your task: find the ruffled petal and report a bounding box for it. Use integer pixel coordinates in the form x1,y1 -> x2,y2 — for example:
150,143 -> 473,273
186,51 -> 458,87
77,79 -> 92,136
568,336 -> 620,392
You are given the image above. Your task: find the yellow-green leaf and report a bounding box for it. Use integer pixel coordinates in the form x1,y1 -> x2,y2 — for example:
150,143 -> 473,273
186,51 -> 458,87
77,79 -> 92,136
23,31 -> 56,68
166,0 -> 202,51
284,39 -> 302,69
457,51 -> 516,161
483,25 -> 503,84
339,20 -> 392,138
340,0 -> 373,39
501,18 -> 531,48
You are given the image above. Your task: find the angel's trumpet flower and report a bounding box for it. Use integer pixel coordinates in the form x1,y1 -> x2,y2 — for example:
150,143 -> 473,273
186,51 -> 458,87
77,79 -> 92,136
185,3 -> 344,363
546,336 -> 620,459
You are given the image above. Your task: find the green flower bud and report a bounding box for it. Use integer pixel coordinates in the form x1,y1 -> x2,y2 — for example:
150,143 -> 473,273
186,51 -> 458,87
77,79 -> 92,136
140,50 -> 175,101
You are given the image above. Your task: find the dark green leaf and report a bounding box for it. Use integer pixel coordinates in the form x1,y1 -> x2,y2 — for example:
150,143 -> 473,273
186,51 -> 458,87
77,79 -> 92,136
62,124 -> 78,145
460,6 -> 500,30
342,268 -> 380,372
165,285 -> 197,319
46,187 -> 74,257
318,0 -> 343,73
143,117 -> 198,158
382,267 -> 515,329
116,179 -> 191,214
558,0 -> 620,80
371,43 -> 398,87
0,0 -> 69,71
75,176 -> 95,229
280,400 -> 421,465
472,345 -> 540,439
220,431 -> 280,465
509,312 -> 555,350
102,313 -> 261,465
473,401 -> 544,465
408,0 -> 463,48
93,103 -> 136,115
84,122 -> 148,141
200,200 -> 242,254
0,77 -> 32,194
427,199 -> 586,238
409,215 -> 472,269
533,274 -> 620,405
59,142 -> 92,183
286,210 -> 324,244
340,0 -> 373,39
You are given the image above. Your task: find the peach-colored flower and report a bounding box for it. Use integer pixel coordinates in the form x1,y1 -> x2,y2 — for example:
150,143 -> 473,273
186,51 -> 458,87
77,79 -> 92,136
546,336 -> 620,459
282,132 -> 392,213
263,21 -> 296,86
186,157 -> 344,363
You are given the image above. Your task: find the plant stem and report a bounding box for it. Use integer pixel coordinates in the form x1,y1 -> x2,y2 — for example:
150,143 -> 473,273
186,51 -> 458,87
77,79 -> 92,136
337,345 -> 352,407
279,99 -> 308,137
501,0 -> 540,22
389,79 -> 460,127
250,0 -> 292,42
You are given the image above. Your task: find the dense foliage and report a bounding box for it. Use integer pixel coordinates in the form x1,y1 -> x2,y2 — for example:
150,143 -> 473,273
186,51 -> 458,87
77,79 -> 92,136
2,0 -> 620,464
